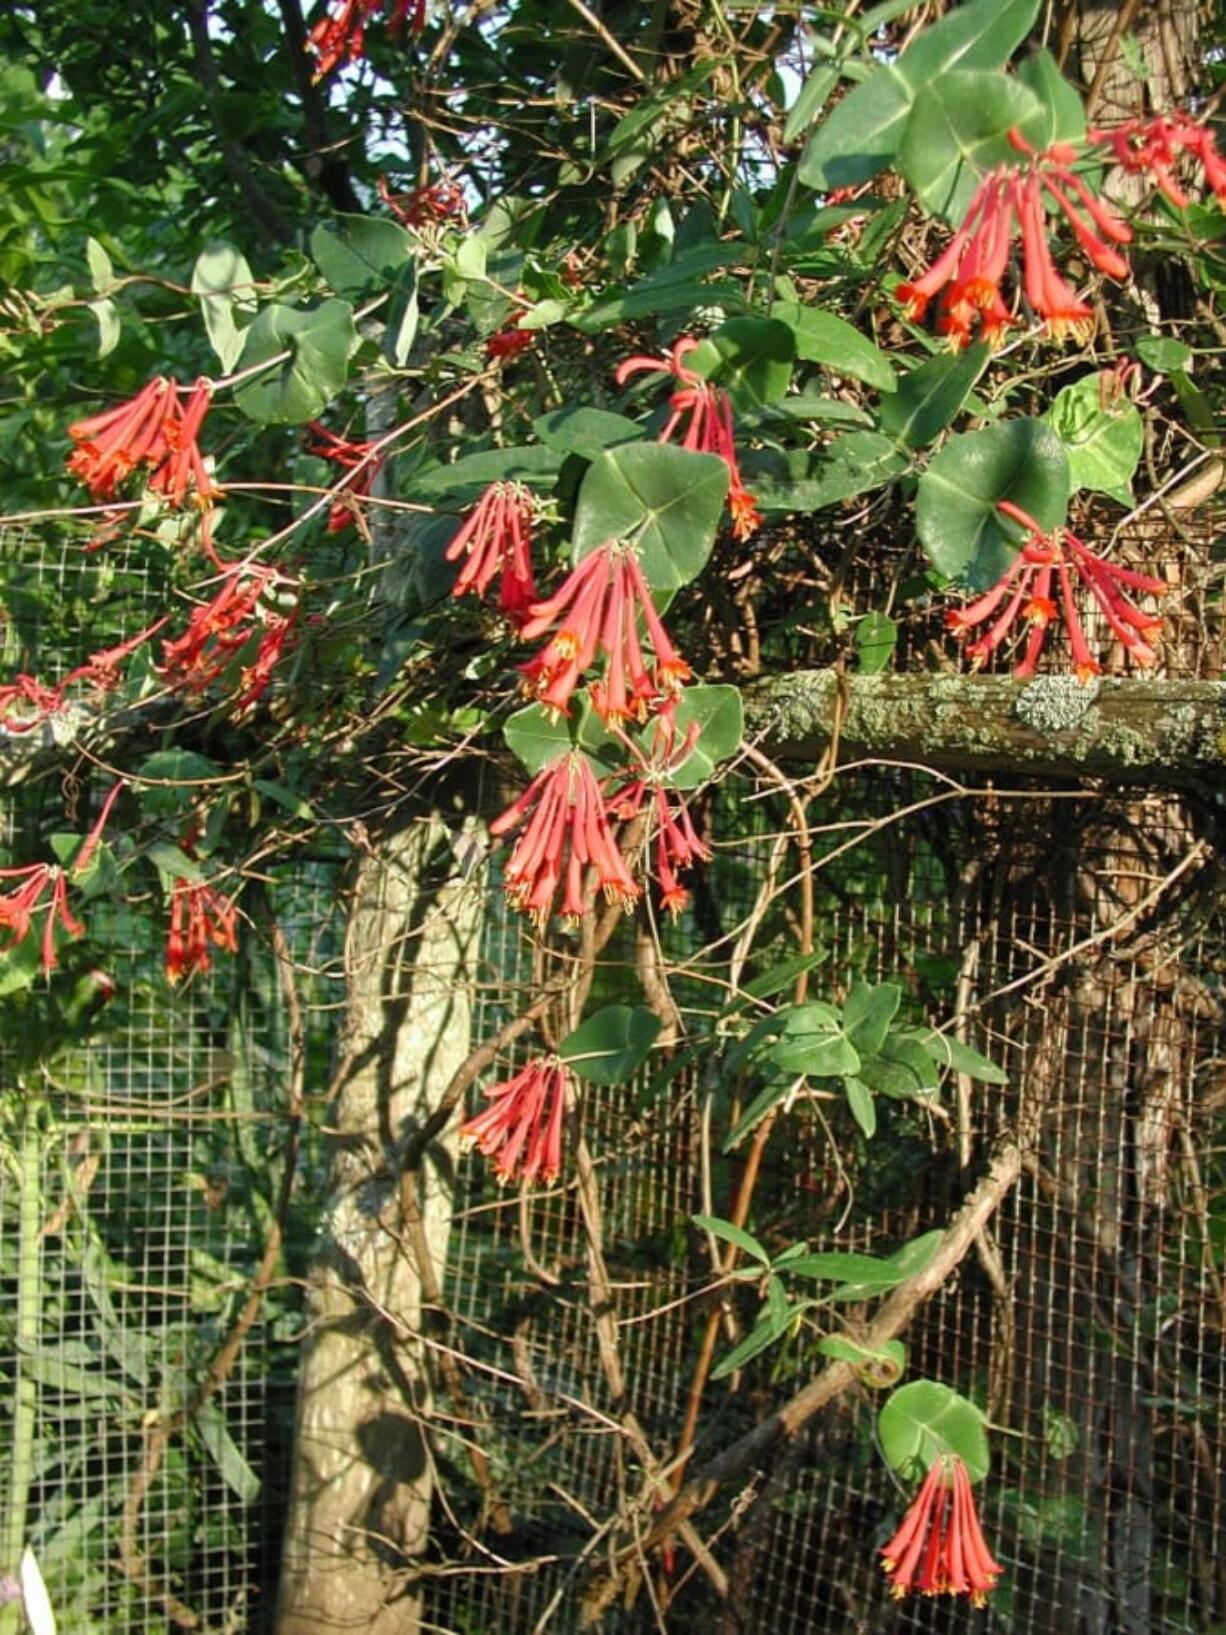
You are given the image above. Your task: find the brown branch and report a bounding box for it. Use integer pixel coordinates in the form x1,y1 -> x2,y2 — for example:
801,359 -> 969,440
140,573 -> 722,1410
274,0 -> 365,215
587,1124 -> 1033,1602
184,0 -> 296,242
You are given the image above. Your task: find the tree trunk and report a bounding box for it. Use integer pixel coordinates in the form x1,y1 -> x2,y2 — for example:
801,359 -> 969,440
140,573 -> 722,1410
276,816 -> 481,1634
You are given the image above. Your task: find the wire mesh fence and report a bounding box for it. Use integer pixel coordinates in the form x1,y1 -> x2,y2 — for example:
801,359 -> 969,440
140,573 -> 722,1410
0,519 -> 1223,1635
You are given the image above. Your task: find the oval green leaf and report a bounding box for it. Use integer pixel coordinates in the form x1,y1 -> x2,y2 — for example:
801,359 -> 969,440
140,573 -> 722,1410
877,1380 -> 990,1483
233,299 -> 359,425
572,443 -> 728,591
559,1003 -> 662,1085
916,419 -> 1070,589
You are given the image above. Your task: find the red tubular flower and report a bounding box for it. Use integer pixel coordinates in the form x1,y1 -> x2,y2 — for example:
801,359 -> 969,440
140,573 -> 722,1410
897,131 -> 1132,347
165,878 -> 239,983
490,752 -> 639,924
947,499 -> 1165,680
606,777 -> 711,917
0,784 -> 121,975
68,377 -> 219,512
0,621 -> 169,737
1089,111 -> 1226,209
305,420 -> 384,533
616,338 -> 760,539
518,543 -> 690,723
881,1453 -> 1003,1604
486,321 -> 534,362
379,174 -> 463,227
460,1056 -> 569,1185
159,560 -> 299,717
444,482 -> 538,625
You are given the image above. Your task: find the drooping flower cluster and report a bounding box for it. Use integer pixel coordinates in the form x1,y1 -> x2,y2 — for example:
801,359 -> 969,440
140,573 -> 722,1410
1089,111 -> 1226,208
379,174 -> 465,228
947,499 -> 1165,681
0,784 -> 121,976
880,1454 -> 1003,1604
459,1055 -> 569,1185
617,338 -> 761,539
67,377 -> 219,511
305,420 -> 384,534
897,132 -> 1132,347
518,542 -> 691,723
444,481 -> 538,625
165,878 -> 239,984
0,621 -> 168,737
490,752 -> 640,924
306,0 -> 423,80
606,777 -> 711,917
486,319 -> 534,362
159,559 -> 299,717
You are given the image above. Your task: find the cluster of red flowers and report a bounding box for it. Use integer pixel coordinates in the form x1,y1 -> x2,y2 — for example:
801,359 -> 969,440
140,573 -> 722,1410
518,542 -> 691,723
896,131 -> 1132,348
459,1056 -> 569,1185
490,752 -> 640,924
444,481 -> 537,624
486,320 -> 534,362
306,0 -> 423,80
165,877 -> 239,984
947,499 -> 1165,680
0,784 -> 121,976
617,338 -> 761,539
0,621 -> 168,737
305,420 -> 384,534
159,559 -> 299,717
378,174 -> 465,228
881,1454 -> 1003,1604
606,774 -> 711,917
67,376 -> 219,511
1090,111 -> 1226,209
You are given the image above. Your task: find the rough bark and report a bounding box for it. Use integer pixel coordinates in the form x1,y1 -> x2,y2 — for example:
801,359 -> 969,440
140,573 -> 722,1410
746,670 -> 1226,790
276,817 -> 481,1635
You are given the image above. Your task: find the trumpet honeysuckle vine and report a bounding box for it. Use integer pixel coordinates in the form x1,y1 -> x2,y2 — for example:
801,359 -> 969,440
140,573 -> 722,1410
3,0 -> 1224,1602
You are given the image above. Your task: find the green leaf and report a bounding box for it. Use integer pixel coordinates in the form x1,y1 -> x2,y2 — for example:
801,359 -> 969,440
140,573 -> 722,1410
783,65 -> 839,145
843,981 -> 901,1058
85,235 -> 113,293
667,685 -> 743,789
692,1214 -> 771,1266
880,344 -> 989,450
1134,335 -> 1193,373
857,1030 -> 940,1098
89,298 -> 120,359
856,611 -> 897,674
137,750 -> 226,787
502,705 -> 573,776
147,841 -> 205,883
900,71 -> 1040,222
194,1403 -> 261,1504
574,278 -> 745,332
559,1003 -> 662,1085
877,1381 -> 990,1482
384,264 -> 419,367
747,433 -> 908,514
916,419 -> 1071,588
799,0 -> 1040,191
722,1076 -> 794,1151
1015,48 -> 1087,151
0,931 -> 45,996
572,443 -> 728,591
688,317 -> 795,409
731,949 -> 831,1006
769,1002 -> 860,1078
252,779 -> 314,820
412,445 -> 561,499
232,299 -> 359,426
1045,375 -> 1143,503
786,1250 -> 898,1283
710,1287 -> 801,1380
845,1076 -> 877,1138
533,407 -> 644,460
916,1030 -> 1008,1084
770,301 -> 896,392
816,1334 -> 907,1386
191,241 -> 256,373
